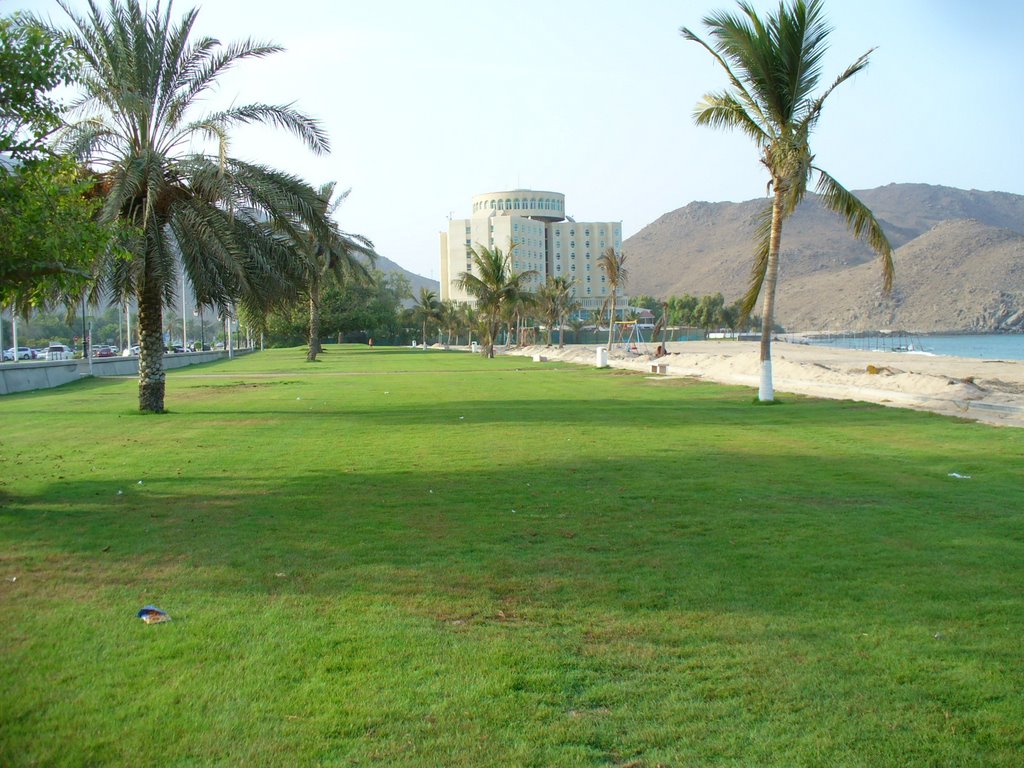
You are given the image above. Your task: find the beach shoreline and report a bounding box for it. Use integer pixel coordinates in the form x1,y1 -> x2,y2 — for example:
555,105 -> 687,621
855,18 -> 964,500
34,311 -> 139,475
503,340 -> 1024,427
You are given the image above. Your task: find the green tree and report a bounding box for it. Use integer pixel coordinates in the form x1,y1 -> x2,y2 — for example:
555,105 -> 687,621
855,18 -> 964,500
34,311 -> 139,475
411,288 -> 440,348
437,299 -> 464,345
455,244 -> 536,358
567,316 -> 586,344
0,14 -> 74,161
666,294 -> 698,327
536,276 -> 579,347
44,0 -> 330,412
0,15 -> 111,307
694,292 -> 726,332
0,157 -> 111,309
682,0 -> 893,401
631,294 -> 661,313
597,247 -> 628,351
299,183 -> 376,362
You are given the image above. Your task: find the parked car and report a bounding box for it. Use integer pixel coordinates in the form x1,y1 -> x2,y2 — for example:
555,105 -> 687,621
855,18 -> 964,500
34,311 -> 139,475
122,345 -> 140,357
41,344 -> 74,361
3,347 -> 36,361
92,345 -> 116,358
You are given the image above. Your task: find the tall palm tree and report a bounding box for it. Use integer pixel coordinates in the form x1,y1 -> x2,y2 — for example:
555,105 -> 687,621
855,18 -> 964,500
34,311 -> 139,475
437,299 -> 464,345
537,276 -> 578,347
411,287 -> 440,348
455,243 -> 536,358
597,247 -> 628,351
45,0 -> 330,412
462,304 -> 480,348
682,0 -> 893,401
302,183 -> 376,362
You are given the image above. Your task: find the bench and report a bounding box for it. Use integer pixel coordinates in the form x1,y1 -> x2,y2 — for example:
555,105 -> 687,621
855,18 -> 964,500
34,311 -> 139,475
650,362 -> 669,374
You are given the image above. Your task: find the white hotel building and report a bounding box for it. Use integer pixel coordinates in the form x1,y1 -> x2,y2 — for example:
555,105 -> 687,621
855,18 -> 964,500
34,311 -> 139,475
439,190 -> 625,316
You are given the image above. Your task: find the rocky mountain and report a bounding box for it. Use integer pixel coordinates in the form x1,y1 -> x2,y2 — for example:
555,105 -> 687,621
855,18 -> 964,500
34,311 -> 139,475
373,254 -> 438,299
624,184 -> 1024,332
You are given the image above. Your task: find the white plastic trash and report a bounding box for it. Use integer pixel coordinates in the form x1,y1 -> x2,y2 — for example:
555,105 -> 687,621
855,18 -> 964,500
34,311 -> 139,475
595,348 -> 608,368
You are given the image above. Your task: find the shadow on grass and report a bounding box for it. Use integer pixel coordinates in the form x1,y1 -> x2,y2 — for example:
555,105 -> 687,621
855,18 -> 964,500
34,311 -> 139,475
3,441 -> 1018,623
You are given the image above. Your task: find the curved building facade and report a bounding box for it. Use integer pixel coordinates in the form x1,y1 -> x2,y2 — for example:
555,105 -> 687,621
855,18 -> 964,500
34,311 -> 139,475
470,190 -> 565,223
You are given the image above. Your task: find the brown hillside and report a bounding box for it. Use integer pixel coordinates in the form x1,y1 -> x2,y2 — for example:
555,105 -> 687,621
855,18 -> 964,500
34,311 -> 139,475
779,220 -> 1024,332
624,184 -> 1024,332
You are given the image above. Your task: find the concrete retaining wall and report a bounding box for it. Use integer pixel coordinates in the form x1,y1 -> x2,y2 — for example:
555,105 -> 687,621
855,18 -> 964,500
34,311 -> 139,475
0,349 -> 250,395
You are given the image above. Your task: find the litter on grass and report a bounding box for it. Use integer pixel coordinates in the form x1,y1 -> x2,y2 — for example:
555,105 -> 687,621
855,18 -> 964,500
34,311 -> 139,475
948,472 -> 972,479
137,605 -> 171,624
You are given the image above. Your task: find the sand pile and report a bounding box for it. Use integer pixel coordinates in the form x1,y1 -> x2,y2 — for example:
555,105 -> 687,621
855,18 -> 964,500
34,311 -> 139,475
505,340 -> 1024,427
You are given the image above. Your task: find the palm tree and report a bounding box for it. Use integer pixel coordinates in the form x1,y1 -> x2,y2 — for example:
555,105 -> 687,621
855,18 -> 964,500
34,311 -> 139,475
597,247 -> 628,351
45,0 -> 330,412
682,0 -> 893,401
437,299 -> 463,345
302,183 -> 376,362
462,304 -> 483,348
537,276 -> 578,347
455,244 -> 536,358
568,316 -> 586,344
411,287 -> 440,348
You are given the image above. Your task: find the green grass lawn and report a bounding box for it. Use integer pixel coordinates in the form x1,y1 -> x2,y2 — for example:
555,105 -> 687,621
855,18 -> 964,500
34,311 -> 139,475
2,345 -> 1022,766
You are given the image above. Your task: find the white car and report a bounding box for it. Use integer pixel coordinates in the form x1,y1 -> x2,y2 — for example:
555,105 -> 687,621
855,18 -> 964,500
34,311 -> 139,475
41,344 -> 74,361
3,347 -> 36,361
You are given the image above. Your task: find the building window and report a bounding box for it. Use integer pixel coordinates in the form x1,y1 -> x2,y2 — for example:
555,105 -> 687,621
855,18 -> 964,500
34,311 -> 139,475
497,200 -> 504,210
585,228 -> 590,236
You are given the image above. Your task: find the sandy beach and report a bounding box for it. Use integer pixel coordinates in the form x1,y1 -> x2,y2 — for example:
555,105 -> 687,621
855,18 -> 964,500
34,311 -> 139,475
505,340 -> 1024,427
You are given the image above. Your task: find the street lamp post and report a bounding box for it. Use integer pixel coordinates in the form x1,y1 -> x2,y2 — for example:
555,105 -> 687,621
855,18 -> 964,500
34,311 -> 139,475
193,306 -> 205,351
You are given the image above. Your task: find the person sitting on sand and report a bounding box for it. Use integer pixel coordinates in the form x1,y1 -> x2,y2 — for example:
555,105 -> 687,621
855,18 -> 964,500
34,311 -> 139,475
655,344 -> 666,358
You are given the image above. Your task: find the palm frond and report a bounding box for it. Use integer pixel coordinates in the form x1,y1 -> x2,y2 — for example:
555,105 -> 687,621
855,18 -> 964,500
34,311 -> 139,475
197,103 -> 330,155
739,203 -> 773,320
802,48 -> 873,133
693,91 -> 770,144
681,20 -> 769,129
814,168 -> 893,292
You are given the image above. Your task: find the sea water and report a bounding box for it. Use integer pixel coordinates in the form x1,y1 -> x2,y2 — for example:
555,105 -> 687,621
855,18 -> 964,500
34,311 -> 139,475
806,334 -> 1023,361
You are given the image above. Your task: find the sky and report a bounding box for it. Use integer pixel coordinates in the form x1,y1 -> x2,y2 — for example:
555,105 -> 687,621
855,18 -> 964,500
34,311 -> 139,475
10,0 -> 1024,280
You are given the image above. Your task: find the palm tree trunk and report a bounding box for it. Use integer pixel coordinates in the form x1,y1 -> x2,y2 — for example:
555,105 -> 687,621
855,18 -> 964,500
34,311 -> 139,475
486,321 -> 497,358
307,282 -> 320,362
606,295 -> 615,351
758,183 -> 786,402
558,314 -> 564,348
137,278 -> 165,413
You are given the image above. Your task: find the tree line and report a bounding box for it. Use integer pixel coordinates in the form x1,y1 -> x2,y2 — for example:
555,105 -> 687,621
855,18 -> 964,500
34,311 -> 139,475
3,0 -> 894,410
